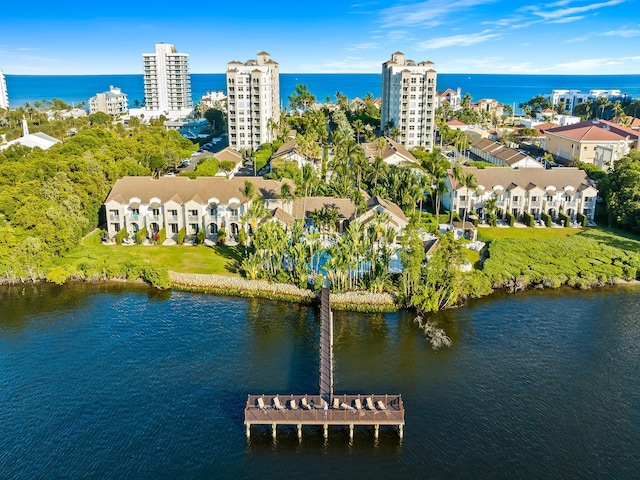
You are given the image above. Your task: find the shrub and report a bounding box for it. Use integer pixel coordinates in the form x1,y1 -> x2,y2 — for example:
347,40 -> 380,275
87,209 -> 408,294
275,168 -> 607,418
217,225 -> 226,244
523,211 -> 535,227
577,212 -> 587,227
559,212 -> 570,227
472,216 -> 479,227
541,212 -> 552,227
157,227 -> 166,245
177,227 -> 186,245
489,213 -> 497,227
136,226 -> 147,245
197,228 -> 205,245
115,228 -> 128,245
506,212 -> 515,227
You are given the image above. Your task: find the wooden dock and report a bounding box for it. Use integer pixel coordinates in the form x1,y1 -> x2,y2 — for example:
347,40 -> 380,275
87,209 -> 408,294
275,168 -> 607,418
244,284 -> 405,440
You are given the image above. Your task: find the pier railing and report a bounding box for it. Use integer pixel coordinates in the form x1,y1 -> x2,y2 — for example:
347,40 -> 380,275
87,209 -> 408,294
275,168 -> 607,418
244,393 -> 404,426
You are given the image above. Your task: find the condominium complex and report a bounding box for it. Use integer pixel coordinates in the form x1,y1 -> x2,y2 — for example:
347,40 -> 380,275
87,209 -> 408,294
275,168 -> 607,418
0,67 -> 8,110
142,43 -> 192,116
89,86 -> 128,115
545,89 -> 628,114
381,52 -> 437,150
226,52 -> 280,151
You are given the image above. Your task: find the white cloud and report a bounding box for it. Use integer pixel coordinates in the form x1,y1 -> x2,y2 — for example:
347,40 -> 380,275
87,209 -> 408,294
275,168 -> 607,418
565,36 -> 587,43
554,55 -> 640,72
600,28 -> 640,37
417,30 -> 500,49
439,56 -> 553,73
344,42 -> 380,51
523,0 -> 624,21
380,0 -> 497,28
548,15 -> 585,23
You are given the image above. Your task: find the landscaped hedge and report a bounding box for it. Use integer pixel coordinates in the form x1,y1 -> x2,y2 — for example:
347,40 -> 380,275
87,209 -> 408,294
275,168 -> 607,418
115,228 -> 128,245
506,212 -> 515,226
197,228 -> 205,244
577,212 -> 587,227
541,212 -> 552,227
136,226 -> 147,245
177,227 -> 186,245
157,227 -> 166,245
523,211 -> 535,227
559,212 -> 570,227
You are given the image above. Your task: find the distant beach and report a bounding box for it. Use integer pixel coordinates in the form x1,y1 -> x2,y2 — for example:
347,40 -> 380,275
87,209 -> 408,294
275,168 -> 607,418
5,73 -> 640,114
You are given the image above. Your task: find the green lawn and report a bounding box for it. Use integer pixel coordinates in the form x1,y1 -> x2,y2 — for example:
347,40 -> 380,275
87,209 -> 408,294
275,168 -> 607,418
62,230 -> 243,275
477,226 -> 582,242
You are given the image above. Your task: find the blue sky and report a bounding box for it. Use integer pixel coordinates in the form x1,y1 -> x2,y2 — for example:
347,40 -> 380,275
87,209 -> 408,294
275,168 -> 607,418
1,0 -> 639,75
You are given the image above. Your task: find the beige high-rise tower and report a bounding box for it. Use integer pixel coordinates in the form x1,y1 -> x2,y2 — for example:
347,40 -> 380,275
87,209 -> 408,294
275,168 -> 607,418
226,52 -> 280,151
381,52 -> 437,150
142,43 -> 192,115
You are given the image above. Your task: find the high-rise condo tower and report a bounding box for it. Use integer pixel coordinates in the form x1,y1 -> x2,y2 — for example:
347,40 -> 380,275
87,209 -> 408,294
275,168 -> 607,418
381,52 -> 437,150
142,43 -> 192,115
0,67 -> 9,110
226,52 -> 280,151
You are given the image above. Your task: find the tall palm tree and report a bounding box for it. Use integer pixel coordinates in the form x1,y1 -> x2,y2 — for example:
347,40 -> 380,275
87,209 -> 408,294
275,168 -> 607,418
390,127 -> 402,142
449,163 -> 463,225
352,119 -> 365,144
460,172 -> 478,233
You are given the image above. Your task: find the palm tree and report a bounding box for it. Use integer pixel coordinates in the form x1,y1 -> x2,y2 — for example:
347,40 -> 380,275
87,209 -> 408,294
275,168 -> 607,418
595,97 -> 611,119
389,127 -> 402,142
484,196 -> 498,225
460,172 -> 478,233
449,163 -> 463,225
352,119 -> 365,143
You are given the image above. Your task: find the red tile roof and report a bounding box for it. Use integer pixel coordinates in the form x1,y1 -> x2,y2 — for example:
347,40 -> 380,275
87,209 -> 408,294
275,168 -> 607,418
545,119 -> 639,142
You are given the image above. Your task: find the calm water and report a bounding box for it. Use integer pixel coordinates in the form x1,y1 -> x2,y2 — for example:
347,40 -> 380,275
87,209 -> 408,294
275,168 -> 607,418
1,284 -> 639,478
6,73 -> 640,112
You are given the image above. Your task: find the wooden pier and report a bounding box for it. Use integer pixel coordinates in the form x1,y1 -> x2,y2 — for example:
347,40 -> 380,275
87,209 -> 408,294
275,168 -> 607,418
244,284 -> 405,440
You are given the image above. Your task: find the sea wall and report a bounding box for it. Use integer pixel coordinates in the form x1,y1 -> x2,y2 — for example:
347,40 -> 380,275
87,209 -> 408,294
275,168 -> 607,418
168,272 -> 399,312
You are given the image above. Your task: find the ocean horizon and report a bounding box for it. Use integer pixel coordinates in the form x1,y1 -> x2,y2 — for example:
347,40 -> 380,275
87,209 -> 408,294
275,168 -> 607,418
5,73 -> 640,113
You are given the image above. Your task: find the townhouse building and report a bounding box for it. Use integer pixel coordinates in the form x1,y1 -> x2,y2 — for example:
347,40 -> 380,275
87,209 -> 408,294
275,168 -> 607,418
469,139 -> 544,169
226,52 -> 280,151
381,52 -> 437,150
442,167 -> 598,224
103,177 -> 409,243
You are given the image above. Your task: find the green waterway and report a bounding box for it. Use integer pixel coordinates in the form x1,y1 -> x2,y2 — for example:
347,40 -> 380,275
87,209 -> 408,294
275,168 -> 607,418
1,283 -> 639,478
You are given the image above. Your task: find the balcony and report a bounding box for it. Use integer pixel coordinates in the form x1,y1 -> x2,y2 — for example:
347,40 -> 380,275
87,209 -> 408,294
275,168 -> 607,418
109,214 -> 121,222
187,215 -> 199,222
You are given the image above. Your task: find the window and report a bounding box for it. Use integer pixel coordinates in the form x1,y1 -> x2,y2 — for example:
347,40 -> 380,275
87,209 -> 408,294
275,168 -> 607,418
130,208 -> 139,215
189,224 -> 198,234
531,196 -> 538,202
170,224 -> 179,234
230,208 -> 238,217
209,207 -> 218,216
152,208 -> 160,216
189,209 -> 198,217
109,209 -> 119,218
168,209 -> 177,217
546,195 -> 554,202
459,195 -> 466,201
565,195 -> 572,202
512,196 -> 519,202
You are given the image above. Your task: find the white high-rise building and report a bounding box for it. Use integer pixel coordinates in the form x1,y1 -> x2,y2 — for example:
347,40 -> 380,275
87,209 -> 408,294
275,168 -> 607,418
89,86 -> 128,115
226,52 -> 280,151
381,52 -> 437,150
142,43 -> 192,116
0,67 -> 9,110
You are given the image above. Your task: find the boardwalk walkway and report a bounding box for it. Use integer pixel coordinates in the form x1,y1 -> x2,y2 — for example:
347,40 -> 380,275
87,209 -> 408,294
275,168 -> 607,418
319,285 -> 333,403
244,280 -> 404,440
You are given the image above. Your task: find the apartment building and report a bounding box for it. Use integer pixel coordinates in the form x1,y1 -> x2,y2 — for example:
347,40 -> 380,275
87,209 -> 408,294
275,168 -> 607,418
381,52 -> 437,150
0,67 -> 8,110
89,86 -> 128,115
142,43 -> 192,116
226,52 -> 280,151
